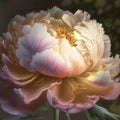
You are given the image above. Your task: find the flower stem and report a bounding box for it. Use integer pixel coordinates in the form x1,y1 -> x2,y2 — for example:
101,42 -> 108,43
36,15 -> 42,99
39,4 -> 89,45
55,109 -> 60,120
84,110 -> 92,120
66,113 -> 71,120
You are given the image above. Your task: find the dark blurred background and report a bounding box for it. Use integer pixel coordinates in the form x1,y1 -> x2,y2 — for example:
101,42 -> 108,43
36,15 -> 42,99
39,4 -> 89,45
0,0 -> 120,55
0,0 -> 120,120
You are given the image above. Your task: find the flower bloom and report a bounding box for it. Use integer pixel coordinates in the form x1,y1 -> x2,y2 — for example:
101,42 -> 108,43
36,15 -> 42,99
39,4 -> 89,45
0,7 -> 120,116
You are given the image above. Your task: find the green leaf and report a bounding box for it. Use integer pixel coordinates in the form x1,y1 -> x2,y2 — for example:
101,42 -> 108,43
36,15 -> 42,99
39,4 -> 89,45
84,104 -> 120,120
66,113 -> 71,120
94,105 -> 120,120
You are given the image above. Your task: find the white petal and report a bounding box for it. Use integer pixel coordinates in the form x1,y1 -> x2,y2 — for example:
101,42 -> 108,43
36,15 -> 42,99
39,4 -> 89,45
87,70 -> 112,85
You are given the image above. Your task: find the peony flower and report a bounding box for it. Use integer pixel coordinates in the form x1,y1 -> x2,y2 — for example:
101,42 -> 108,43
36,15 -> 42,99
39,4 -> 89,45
0,7 -> 120,116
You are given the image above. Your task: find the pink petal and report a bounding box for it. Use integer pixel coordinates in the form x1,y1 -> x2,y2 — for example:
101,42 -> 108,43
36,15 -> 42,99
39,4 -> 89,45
100,82 -> 120,100
16,23 -> 58,71
31,49 -> 68,78
47,89 -> 99,113
0,87 -> 45,116
87,70 -> 120,100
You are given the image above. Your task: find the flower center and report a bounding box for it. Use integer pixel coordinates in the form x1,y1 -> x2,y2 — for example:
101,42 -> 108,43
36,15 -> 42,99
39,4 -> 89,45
56,27 -> 77,46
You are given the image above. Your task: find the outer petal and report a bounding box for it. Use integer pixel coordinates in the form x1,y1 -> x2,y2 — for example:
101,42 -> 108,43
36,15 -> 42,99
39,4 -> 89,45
19,75 -> 61,104
0,87 -> 45,116
47,88 -> 99,113
84,70 -> 120,100
47,80 -> 74,105
101,55 -> 120,78
47,67 -> 120,113
0,59 -> 35,86
74,9 -> 91,22
102,35 -> 111,58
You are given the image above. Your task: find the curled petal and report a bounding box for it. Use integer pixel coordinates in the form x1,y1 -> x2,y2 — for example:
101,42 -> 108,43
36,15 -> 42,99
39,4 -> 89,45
47,80 -> 74,105
19,76 -> 61,104
83,69 -> 120,100
0,60 -> 35,86
47,88 -> 99,113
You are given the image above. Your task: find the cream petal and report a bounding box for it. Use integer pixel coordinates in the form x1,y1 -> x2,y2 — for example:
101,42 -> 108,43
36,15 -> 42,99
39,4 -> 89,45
101,56 -> 120,78
58,39 -> 87,77
16,23 -> 58,71
62,14 -> 76,28
48,6 -> 75,20
47,6 -> 64,18
74,10 -> 91,22
102,35 -> 111,58
74,20 -> 104,68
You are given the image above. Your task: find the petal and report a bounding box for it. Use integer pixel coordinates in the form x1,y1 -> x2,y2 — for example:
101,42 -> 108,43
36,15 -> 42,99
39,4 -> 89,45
76,69 -> 120,100
102,35 -> 111,58
48,68 -> 120,113
16,23 -> 58,71
0,60 -> 35,86
0,87 -> 45,116
74,10 -> 90,22
19,75 -> 61,104
87,70 -> 112,85
58,39 -> 87,77
31,49 -> 68,78
100,82 -> 120,100
74,20 -> 104,68
47,80 -> 74,105
101,56 -> 120,78
47,87 -> 99,113
62,14 -> 76,28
